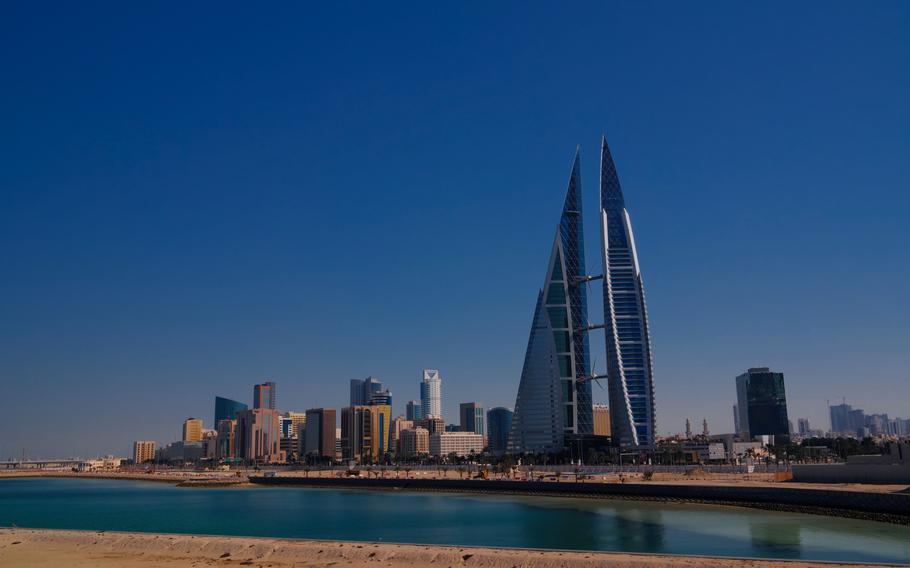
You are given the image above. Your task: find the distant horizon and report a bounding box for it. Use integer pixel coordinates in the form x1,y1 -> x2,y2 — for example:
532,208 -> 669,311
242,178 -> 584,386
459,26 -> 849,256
2,3 -> 908,458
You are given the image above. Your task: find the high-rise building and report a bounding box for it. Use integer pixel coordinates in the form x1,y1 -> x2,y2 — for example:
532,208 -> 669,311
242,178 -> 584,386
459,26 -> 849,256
600,137 -> 656,450
215,419 -> 237,460
798,418 -> 811,436
235,408 -> 281,462
350,377 -> 384,407
370,389 -> 393,407
733,405 -> 740,436
340,405 -> 392,463
459,402 -> 485,436
735,367 -> 790,443
509,151 -> 592,454
350,379 -> 365,406
420,370 -> 442,418
399,427 -> 429,457
486,407 -> 513,455
303,408 -> 336,460
829,403 -> 853,434
214,396 -> 248,426
182,418 -> 203,443
593,404 -> 611,436
285,412 -> 306,438
406,400 -> 422,421
132,441 -> 156,464
253,381 -> 277,410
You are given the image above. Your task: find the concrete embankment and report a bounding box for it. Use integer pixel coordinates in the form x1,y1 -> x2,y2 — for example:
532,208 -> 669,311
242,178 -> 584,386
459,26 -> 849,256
249,476 -> 910,524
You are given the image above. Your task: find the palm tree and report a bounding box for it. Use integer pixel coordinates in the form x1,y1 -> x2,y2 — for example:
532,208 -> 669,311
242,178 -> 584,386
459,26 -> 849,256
394,465 -> 401,479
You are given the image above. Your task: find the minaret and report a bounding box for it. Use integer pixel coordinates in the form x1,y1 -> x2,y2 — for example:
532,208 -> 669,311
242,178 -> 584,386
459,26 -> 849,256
685,419 -> 692,439
599,135 -> 657,450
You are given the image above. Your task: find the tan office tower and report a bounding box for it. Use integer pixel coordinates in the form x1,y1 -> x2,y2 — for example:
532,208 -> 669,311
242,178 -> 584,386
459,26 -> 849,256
593,404 -> 611,436
399,427 -> 429,457
235,408 -> 281,462
182,418 -> 203,442
391,417 -> 413,455
341,405 -> 391,463
132,440 -> 156,464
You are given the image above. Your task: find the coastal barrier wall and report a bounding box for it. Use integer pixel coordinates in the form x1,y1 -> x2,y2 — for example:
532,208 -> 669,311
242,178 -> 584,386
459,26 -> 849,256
249,476 -> 910,520
792,464 -> 910,484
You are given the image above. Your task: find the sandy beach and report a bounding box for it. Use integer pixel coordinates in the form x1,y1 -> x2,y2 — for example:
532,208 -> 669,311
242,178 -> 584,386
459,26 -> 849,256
0,528 -> 898,568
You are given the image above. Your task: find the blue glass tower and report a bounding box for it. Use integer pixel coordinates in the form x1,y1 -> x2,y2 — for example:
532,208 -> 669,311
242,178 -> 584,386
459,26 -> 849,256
599,136 -> 656,449
509,151 -> 593,453
214,396 -> 248,426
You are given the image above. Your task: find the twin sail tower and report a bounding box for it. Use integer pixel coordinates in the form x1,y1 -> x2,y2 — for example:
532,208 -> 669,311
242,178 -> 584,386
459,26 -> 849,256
509,136 -> 656,453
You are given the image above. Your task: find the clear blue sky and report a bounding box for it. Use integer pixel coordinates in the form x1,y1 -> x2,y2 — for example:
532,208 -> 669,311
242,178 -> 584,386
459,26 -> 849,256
1,3 -> 908,458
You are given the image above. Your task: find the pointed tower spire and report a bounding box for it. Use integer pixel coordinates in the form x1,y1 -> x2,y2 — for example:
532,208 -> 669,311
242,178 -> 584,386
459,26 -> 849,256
599,135 -> 657,450
509,149 -> 594,454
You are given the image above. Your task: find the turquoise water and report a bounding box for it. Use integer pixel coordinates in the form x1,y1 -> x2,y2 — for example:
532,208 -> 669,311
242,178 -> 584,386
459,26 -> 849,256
1,478 -> 909,564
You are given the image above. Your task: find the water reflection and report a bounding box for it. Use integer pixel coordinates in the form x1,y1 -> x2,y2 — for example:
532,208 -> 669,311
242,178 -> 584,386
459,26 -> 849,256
748,521 -> 803,558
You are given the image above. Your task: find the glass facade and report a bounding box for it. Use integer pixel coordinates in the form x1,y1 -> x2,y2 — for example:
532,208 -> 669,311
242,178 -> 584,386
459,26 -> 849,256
214,396 -> 248,426
509,151 -> 593,453
486,407 -> 514,455
736,367 -> 790,442
600,136 -> 657,450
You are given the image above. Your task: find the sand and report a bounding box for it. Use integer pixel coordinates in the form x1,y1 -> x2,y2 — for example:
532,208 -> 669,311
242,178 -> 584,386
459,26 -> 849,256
0,529 -> 897,568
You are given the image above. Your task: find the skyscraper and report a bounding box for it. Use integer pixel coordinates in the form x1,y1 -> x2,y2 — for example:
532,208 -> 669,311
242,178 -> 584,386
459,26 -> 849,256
600,136 -> 656,450
341,405 -> 392,463
253,381 -> 276,410
735,367 -> 790,443
303,407 -> 336,460
459,402 -> 485,436
509,150 -> 592,454
214,396 -> 248,426
235,408 -> 281,462
406,400 -> 422,421
486,407 -> 513,455
420,369 -> 442,418
829,403 -> 852,434
350,377 -> 384,407
369,389 -> 393,407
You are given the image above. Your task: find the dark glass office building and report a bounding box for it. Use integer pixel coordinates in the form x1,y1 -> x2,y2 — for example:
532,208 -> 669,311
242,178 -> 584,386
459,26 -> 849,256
214,396 -> 248,426
600,136 -> 657,450
735,367 -> 790,443
459,402 -> 485,436
487,407 -> 514,455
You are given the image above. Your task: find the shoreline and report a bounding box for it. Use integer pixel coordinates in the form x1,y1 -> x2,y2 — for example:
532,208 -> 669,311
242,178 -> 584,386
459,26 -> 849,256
0,528 -> 902,568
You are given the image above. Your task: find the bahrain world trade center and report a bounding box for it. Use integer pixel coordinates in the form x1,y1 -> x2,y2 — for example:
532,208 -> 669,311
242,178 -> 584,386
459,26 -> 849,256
509,136 -> 656,453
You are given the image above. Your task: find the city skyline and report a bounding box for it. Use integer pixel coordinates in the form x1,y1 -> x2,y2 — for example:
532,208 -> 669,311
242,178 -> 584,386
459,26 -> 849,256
2,3 -> 909,458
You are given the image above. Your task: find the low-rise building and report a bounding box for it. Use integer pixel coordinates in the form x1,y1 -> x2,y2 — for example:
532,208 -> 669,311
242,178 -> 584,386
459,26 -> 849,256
429,432 -> 484,457
399,427 -> 429,457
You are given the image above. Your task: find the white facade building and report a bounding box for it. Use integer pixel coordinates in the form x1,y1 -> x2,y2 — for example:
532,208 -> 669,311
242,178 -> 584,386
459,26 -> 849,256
429,432 -> 484,457
420,369 -> 442,419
